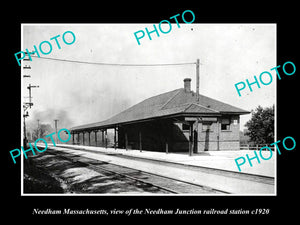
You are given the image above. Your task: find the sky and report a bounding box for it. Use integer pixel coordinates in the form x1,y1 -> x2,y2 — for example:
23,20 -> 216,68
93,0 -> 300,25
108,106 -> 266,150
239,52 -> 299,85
22,23 -> 276,132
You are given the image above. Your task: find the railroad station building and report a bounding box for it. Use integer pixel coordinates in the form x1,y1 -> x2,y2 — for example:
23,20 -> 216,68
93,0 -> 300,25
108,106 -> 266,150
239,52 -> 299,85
70,78 -> 249,155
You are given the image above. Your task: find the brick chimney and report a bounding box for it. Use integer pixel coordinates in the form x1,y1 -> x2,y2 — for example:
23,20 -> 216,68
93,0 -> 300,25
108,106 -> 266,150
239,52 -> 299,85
183,78 -> 191,92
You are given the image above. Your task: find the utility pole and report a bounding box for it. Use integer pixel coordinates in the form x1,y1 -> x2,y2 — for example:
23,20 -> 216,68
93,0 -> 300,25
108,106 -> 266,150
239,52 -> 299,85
54,119 -> 59,144
196,58 -> 200,102
23,107 -> 29,147
23,83 -> 39,144
37,119 -> 40,139
27,84 -> 39,108
193,59 -> 200,156
23,52 -> 34,77
22,53 -> 35,148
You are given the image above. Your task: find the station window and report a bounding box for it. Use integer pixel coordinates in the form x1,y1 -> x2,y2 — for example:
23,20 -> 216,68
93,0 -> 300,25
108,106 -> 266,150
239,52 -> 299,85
221,118 -> 230,131
182,123 -> 190,131
233,119 -> 238,125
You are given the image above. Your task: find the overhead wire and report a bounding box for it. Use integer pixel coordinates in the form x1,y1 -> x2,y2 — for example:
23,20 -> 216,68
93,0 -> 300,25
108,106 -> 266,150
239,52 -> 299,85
30,55 -> 196,67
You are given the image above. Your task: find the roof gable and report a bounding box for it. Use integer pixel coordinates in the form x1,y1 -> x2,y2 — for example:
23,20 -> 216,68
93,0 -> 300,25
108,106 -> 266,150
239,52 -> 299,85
184,103 -> 219,113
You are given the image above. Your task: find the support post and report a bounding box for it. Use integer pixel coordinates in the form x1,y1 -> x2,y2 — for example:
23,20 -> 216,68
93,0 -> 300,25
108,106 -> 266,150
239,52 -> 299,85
189,122 -> 193,156
125,131 -> 128,150
94,130 -> 97,147
88,131 -> 91,146
72,132 -> 75,145
165,121 -> 169,154
77,133 -> 79,145
105,129 -> 107,149
139,130 -> 142,152
102,130 -> 104,147
82,132 -> 85,145
114,127 -> 117,150
165,141 -> 168,154
194,119 -> 198,153
217,119 -> 220,151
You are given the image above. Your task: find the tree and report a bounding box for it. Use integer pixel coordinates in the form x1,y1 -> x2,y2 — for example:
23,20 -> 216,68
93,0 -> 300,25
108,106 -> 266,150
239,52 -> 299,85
32,124 -> 53,140
245,105 -> 274,144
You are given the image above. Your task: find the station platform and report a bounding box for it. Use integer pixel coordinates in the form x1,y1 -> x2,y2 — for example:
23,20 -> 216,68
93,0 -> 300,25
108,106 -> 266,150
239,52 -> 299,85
54,144 -> 275,178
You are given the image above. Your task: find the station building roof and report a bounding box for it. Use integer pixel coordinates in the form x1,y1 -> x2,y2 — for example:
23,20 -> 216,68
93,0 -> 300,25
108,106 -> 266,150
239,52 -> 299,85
70,86 -> 249,132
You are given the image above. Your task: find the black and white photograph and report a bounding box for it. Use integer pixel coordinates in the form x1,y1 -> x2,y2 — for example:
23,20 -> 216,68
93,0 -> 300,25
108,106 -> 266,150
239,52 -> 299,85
21,23 -> 276,195
3,4 -> 298,220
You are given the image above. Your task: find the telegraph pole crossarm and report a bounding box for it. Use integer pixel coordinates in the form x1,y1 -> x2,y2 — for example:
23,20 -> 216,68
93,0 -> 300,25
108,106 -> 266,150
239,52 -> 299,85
27,84 -> 39,108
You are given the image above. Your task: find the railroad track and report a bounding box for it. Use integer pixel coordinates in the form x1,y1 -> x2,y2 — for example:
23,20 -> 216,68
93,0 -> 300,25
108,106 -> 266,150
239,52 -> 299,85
55,145 -> 275,186
47,147 -> 229,194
